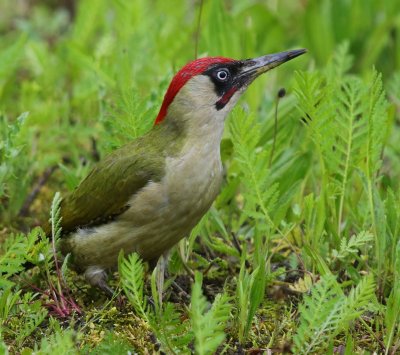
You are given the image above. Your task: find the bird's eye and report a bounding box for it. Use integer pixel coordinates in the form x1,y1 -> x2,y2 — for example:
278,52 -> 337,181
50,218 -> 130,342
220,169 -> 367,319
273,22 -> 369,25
216,69 -> 229,81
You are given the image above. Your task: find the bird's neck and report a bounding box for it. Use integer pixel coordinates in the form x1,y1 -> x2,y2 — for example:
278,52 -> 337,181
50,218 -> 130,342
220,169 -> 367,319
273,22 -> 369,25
157,110 -> 224,160
160,100 -> 226,154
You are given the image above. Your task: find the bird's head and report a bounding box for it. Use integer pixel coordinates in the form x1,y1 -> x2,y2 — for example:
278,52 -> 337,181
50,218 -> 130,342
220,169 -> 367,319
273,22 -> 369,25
155,49 -> 306,135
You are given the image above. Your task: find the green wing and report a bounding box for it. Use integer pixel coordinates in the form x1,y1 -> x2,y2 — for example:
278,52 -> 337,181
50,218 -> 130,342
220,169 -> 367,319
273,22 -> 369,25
42,122 -> 184,236
45,136 -> 165,235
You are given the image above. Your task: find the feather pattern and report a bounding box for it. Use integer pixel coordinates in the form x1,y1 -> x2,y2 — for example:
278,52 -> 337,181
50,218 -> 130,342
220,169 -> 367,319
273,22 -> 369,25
43,122 -> 185,235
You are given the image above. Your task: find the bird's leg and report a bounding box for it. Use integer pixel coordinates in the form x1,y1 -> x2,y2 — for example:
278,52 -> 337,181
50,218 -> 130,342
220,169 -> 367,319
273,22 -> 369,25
84,266 -> 115,298
155,251 -> 170,305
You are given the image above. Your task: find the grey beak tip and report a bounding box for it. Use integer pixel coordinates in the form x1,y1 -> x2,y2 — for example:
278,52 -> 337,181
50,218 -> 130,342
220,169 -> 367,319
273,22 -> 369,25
264,48 -> 308,65
241,48 -> 307,78
289,48 -> 307,58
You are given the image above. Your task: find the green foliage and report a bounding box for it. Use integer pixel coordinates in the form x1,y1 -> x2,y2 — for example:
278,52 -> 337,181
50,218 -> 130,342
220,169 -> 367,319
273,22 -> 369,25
384,241 -> 400,354
190,272 -> 231,355
0,225 -> 49,349
0,230 -> 38,288
230,110 -> 279,231
0,288 -> 21,320
0,35 -> 26,96
119,252 -> 148,320
120,252 -> 192,353
147,267 -> 192,353
101,88 -> 156,152
0,337 -> 7,355
293,274 -> 342,353
332,231 -> 373,262
34,329 -> 76,355
293,44 -> 392,284
293,274 -> 376,354
1,289 -> 48,349
13,295 -> 48,348
119,254 -> 231,354
0,112 -> 31,220
235,248 -> 267,343
50,192 -> 62,243
0,0 -> 400,353
83,332 -> 133,355
45,192 -> 66,299
151,302 -> 193,354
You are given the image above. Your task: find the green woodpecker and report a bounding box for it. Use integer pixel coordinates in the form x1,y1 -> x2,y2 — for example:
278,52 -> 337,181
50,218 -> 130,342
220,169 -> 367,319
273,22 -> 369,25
45,49 -> 306,295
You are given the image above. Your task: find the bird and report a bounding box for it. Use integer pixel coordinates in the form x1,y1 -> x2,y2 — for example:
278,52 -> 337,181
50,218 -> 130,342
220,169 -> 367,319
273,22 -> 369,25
43,49 -> 306,295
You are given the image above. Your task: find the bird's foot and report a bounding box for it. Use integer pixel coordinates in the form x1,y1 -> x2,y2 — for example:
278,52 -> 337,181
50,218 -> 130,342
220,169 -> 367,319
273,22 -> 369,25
84,266 -> 121,300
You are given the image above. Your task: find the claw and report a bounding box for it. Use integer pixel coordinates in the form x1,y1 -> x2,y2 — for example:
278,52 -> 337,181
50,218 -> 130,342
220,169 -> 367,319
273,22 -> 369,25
84,266 -> 115,297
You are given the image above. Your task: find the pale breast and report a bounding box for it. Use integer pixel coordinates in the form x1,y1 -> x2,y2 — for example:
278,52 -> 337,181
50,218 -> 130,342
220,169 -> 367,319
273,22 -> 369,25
123,143 -> 223,257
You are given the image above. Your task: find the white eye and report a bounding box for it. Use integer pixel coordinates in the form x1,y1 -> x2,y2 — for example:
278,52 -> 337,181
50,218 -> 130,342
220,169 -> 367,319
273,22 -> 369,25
216,69 -> 229,81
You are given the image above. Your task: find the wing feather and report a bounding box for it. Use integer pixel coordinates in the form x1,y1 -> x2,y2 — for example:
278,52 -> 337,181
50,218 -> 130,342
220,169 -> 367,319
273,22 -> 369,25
42,123 -> 184,236
43,137 -> 164,235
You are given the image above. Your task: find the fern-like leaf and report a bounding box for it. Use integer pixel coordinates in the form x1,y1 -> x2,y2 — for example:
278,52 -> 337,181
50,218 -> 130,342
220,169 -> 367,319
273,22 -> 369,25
0,230 -> 38,288
332,231 -> 373,261
151,302 -> 193,354
365,69 -> 388,177
230,111 -> 279,230
293,274 -> 342,354
235,242 -> 267,343
326,42 -> 353,82
384,241 -> 400,353
338,275 -> 376,332
191,272 -> 231,355
119,252 -> 148,320
36,329 -> 76,354
331,77 -> 366,233
50,191 -> 63,242
149,267 -> 192,354
293,274 -> 376,354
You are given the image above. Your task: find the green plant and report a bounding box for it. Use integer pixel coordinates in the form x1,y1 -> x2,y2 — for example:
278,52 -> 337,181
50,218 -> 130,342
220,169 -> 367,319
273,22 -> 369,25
384,241 -> 400,354
119,254 -> 231,354
293,274 -> 376,354
1,0 -> 400,352
190,272 -> 231,355
119,252 -> 149,321
235,247 -> 266,343
0,112 -> 31,221
331,231 -> 373,262
34,329 -> 76,355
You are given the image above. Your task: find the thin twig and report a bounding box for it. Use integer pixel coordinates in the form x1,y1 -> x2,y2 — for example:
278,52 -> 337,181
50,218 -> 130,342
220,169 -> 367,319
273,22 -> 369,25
180,258 -> 195,278
194,0 -> 204,60
269,88 -> 285,167
359,317 -> 386,351
231,232 -> 250,268
172,281 -> 190,301
202,261 -> 215,276
90,136 -> 100,162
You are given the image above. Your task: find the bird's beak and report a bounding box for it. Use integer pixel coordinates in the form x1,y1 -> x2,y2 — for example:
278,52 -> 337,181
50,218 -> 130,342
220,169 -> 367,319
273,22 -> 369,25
238,49 -> 307,82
